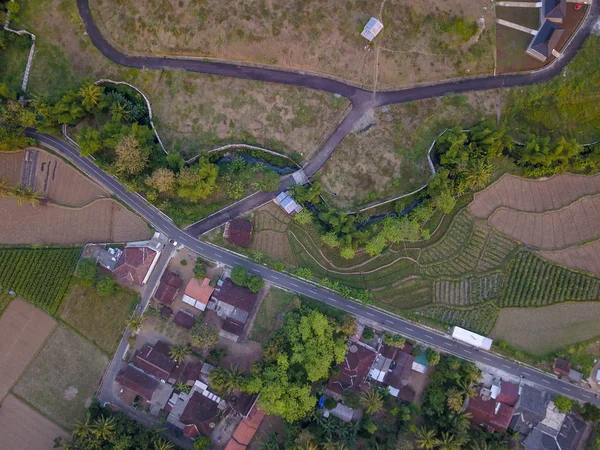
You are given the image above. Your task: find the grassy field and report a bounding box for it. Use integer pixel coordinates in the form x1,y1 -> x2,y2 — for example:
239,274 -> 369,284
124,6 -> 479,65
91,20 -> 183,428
91,0 -> 495,88
59,283 -> 139,354
13,325 -> 109,429
0,248 -> 81,313
492,302 -> 600,354
18,0 -> 348,157
0,31 -> 31,93
320,92 -> 499,209
249,287 -> 296,343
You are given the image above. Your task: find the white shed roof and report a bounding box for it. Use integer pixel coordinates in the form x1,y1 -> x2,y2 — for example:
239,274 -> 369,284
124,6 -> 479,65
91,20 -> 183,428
361,18 -> 384,41
451,326 -> 493,350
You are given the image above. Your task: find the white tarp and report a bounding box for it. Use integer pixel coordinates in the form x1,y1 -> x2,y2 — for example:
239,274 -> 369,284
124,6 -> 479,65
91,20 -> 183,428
451,326 -> 493,350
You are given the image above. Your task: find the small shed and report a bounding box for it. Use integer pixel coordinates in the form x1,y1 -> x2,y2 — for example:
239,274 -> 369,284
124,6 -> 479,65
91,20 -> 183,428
361,18 -> 384,41
411,352 -> 429,374
553,358 -> 572,377
273,191 -> 303,214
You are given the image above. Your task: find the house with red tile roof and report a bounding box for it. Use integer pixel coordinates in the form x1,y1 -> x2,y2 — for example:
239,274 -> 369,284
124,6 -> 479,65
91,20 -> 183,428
113,247 -> 158,285
553,358 -> 572,377
209,278 -> 258,324
224,219 -> 253,248
467,380 -> 519,433
154,271 -> 183,305
182,278 -> 214,311
326,343 -> 377,397
166,381 -> 223,439
116,365 -> 159,403
133,340 -> 178,383
224,402 -> 265,450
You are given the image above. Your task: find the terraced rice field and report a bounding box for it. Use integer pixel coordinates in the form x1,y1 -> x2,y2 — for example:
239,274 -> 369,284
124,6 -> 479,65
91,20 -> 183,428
489,195 -> 600,250
539,241 -> 600,278
414,302 -> 499,335
434,273 -> 503,305
500,252 -> 600,307
469,173 -> 600,219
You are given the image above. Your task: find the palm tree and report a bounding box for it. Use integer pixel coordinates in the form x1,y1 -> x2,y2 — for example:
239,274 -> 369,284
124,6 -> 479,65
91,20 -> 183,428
295,430 -> 318,450
462,159 -> 494,190
79,84 -> 102,110
126,313 -> 146,334
222,364 -> 244,392
73,413 -> 93,439
439,432 -> 465,450
12,184 -> 43,206
361,388 -> 384,415
414,426 -> 440,450
169,343 -> 191,363
456,379 -> 476,399
91,415 -> 116,441
470,441 -> 491,450
320,439 -> 337,450
110,102 -> 131,122
259,432 -> 281,450
0,176 -> 11,197
153,438 -> 174,450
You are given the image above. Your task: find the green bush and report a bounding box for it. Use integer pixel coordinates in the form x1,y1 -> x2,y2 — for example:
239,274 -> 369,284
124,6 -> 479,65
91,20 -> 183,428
324,397 -> 338,410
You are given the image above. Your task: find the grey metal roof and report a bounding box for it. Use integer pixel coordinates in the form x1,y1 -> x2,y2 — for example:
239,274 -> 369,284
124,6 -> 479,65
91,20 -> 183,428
518,385 -> 550,423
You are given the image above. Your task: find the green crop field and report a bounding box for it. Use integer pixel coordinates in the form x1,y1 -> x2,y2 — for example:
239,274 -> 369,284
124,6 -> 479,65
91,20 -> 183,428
414,302 -> 500,335
500,252 -> 600,307
0,248 -> 82,313
434,273 -> 504,306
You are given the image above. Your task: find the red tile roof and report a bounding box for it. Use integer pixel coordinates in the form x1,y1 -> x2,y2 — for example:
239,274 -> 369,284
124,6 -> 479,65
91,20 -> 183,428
181,361 -> 203,385
183,424 -> 199,439
213,279 -> 258,313
173,310 -> 196,330
184,278 -> 214,305
384,349 -> 415,390
154,271 -> 183,304
179,392 -> 220,437
225,405 -> 265,450
115,365 -> 158,402
222,318 -> 245,336
497,381 -> 519,407
327,344 -> 377,395
225,219 -> 253,248
554,358 -> 572,376
467,394 -> 515,433
113,247 -> 157,285
134,341 -> 176,381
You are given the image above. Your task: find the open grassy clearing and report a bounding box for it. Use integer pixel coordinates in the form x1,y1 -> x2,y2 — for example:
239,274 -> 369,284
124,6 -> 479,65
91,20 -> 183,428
0,247 -> 81,313
59,283 -> 139,354
0,31 -> 31,94
0,196 -> 152,245
91,0 -> 495,88
492,302 -> 600,354
249,287 -> 296,344
13,325 -> 109,429
0,394 -> 69,450
320,92 -> 499,209
0,299 -> 56,401
19,0 -> 348,157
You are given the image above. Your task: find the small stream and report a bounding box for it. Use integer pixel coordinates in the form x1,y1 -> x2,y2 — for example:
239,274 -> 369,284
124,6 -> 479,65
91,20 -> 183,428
216,154 -> 296,175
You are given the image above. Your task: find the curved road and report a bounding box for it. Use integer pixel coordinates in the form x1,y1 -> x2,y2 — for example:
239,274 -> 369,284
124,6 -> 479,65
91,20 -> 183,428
28,130 -> 600,408
77,0 -> 599,234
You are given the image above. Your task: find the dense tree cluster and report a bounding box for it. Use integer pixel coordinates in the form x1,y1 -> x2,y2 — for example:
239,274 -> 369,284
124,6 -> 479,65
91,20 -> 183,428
230,264 -> 265,293
243,306 -> 349,422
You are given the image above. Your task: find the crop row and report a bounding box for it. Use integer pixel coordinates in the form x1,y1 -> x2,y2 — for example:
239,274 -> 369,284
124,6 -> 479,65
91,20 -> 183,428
434,273 -> 503,305
375,278 -> 433,310
500,252 -> 600,307
0,248 -> 81,313
477,232 -> 516,271
420,210 -> 473,264
413,301 -> 499,335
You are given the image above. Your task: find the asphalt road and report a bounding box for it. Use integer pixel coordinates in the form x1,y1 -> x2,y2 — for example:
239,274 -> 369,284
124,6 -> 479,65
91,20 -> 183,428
29,130 -> 600,407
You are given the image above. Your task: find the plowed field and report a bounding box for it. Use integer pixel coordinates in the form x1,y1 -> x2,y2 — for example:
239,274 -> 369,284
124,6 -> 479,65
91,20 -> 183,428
469,173 -> 600,219
539,241 -> 600,278
0,151 -> 25,184
0,197 -> 151,244
489,195 -> 600,250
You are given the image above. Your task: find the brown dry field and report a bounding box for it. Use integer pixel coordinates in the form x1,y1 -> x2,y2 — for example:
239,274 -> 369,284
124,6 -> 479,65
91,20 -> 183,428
0,151 -> 25,184
33,149 -> 108,206
492,302 -> 600,354
251,204 -> 295,266
539,240 -> 600,278
469,173 -> 600,219
321,91 -> 499,209
91,0 -> 495,88
0,299 -> 56,402
20,0 -> 349,158
489,194 -> 600,250
0,394 -> 68,450
0,196 -> 152,244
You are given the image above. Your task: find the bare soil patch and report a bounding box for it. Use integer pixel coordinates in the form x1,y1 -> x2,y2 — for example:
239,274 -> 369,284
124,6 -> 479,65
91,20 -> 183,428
0,196 -> 152,244
91,0 -> 495,88
13,325 -> 109,429
489,194 -> 600,250
321,92 -> 499,209
469,173 -> 600,219
492,302 -> 600,354
0,394 -> 69,450
32,149 -> 108,206
0,151 -> 25,185
0,299 -> 56,402
539,240 -> 600,278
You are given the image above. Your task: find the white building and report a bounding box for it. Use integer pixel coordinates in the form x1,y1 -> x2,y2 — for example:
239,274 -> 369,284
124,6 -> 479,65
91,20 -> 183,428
361,18 -> 384,41
451,326 -> 493,350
